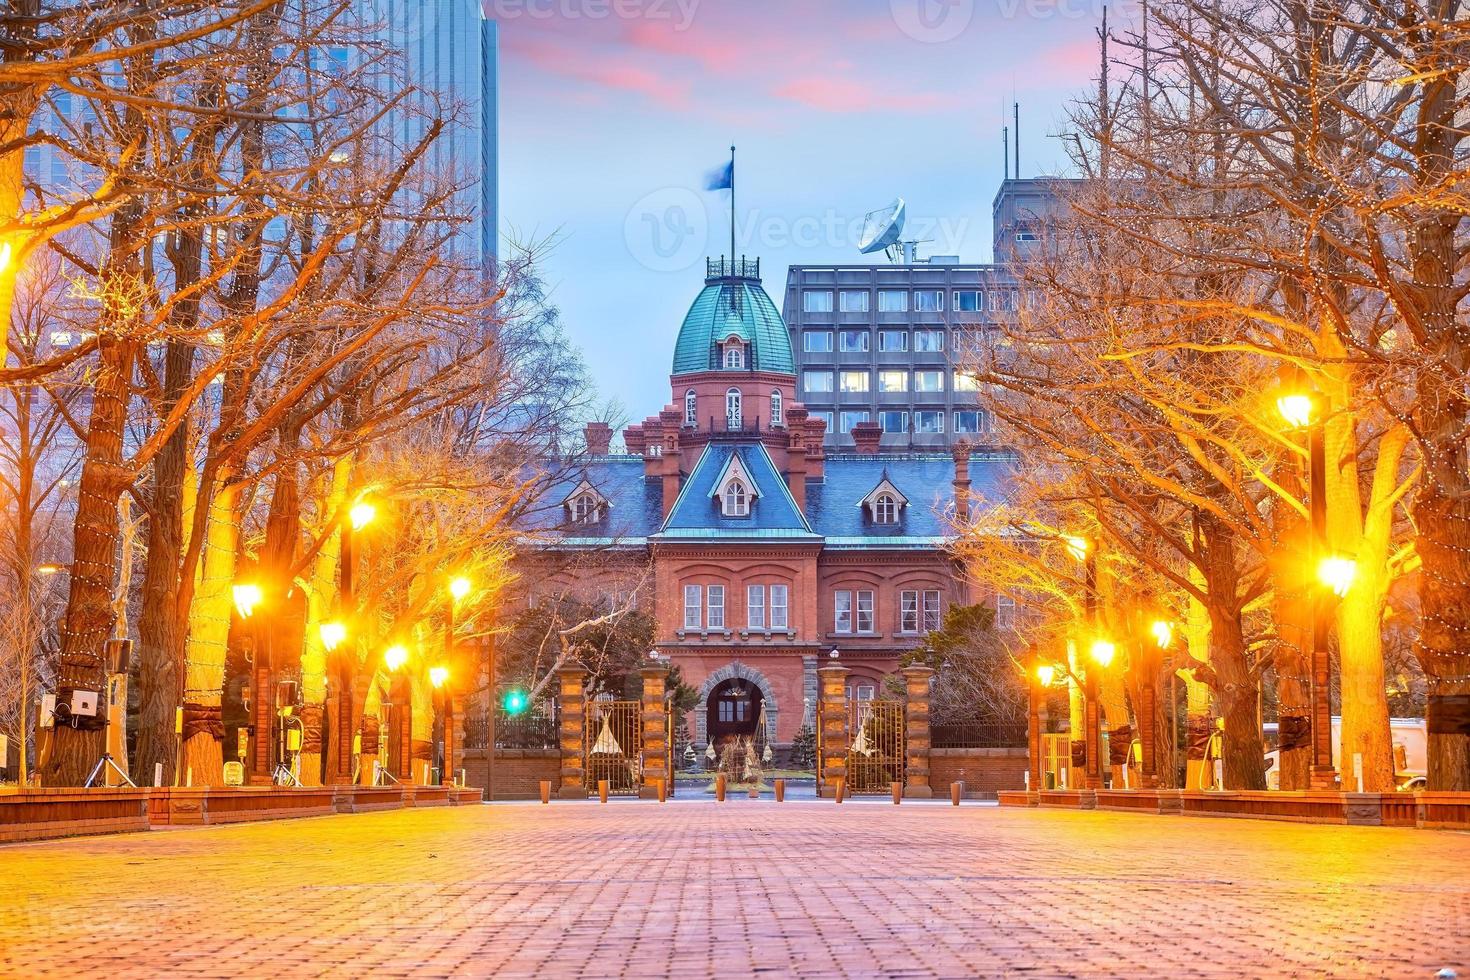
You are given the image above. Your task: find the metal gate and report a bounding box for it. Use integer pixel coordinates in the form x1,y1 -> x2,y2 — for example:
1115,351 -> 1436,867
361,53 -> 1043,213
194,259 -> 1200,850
585,699 -> 642,796
846,700 -> 905,794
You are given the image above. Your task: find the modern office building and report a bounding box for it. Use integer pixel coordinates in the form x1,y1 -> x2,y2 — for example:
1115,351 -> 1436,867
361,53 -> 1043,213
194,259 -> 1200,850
374,1 -> 501,272
783,178 -> 1073,448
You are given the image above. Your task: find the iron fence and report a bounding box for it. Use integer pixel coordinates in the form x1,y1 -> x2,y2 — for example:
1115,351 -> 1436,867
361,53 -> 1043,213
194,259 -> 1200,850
930,721 -> 1028,749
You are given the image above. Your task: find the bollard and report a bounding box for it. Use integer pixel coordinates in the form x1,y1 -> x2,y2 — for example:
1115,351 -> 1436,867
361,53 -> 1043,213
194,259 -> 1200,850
598,779 -> 609,804
539,780 -> 551,805
657,778 -> 667,803
892,781 -> 902,805
834,777 -> 845,804
715,773 -> 726,802
775,778 -> 785,803
951,781 -> 963,806
749,785 -> 759,799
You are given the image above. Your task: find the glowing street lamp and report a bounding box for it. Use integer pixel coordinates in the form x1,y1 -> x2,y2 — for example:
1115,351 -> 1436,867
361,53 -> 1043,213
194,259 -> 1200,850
1036,663 -> 1057,689
1090,639 -> 1116,668
1150,620 -> 1174,650
34,562 -> 65,577
1318,555 -> 1358,598
383,644 -> 409,672
320,621 -> 347,653
1064,535 -> 1090,562
349,500 -> 377,531
232,582 -> 263,620
449,576 -> 472,602
1276,393 -> 1314,430
429,665 -> 449,689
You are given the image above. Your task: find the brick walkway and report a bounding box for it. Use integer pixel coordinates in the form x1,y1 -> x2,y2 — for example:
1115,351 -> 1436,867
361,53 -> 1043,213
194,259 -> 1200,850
2,801 -> 1466,978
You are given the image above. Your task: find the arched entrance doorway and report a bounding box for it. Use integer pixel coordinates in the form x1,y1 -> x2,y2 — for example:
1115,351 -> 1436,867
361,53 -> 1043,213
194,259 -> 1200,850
706,677 -> 764,755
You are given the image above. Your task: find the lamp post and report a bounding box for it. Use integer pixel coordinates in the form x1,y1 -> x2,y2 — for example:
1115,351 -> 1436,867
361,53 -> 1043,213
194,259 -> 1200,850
331,499 -> 375,784
1067,536 -> 1106,789
1277,391 -> 1344,790
233,582 -> 273,783
1140,618 -> 1174,789
430,664 -> 452,786
1028,652 -> 1056,793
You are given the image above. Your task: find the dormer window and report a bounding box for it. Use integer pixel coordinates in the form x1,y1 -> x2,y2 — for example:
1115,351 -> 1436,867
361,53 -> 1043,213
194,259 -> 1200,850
724,345 -> 744,370
571,494 -> 599,524
874,493 -> 898,525
858,473 -> 909,524
722,479 -> 750,517
563,479 -> 609,526
684,389 -> 697,427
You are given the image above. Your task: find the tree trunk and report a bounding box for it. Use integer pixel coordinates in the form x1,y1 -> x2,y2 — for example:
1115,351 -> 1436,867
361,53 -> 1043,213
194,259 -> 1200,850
1211,610 -> 1266,791
42,336 -> 136,785
1414,481 -> 1470,791
180,478 -> 241,785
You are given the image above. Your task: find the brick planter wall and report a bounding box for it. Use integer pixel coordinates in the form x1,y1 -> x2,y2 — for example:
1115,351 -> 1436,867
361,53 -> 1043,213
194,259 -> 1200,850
408,786 -> 453,807
334,786 -> 409,814
150,787 -> 338,826
461,748 -> 561,800
928,748 -> 1027,799
0,788 -> 152,843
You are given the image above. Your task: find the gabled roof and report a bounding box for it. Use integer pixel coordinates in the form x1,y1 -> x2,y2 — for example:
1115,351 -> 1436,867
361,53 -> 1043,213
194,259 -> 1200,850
523,457 -> 663,545
658,442 -> 817,541
563,478 -> 609,509
805,453 -> 1016,547
856,470 -> 909,511
708,452 -> 759,502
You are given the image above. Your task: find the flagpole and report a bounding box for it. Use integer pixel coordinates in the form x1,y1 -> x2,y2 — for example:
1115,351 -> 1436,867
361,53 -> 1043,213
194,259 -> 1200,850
729,144 -> 736,268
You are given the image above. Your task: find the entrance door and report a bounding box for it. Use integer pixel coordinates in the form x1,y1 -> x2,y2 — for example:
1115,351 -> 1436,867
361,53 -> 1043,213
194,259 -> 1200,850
707,679 -> 763,757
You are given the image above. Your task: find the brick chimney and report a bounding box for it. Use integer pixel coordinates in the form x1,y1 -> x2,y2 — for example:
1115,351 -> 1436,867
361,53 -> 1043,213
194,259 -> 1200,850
785,407 -> 808,512
805,415 -> 826,480
851,421 -> 882,455
585,421 -> 612,456
623,424 -> 646,457
659,408 -> 682,519
952,439 -> 973,523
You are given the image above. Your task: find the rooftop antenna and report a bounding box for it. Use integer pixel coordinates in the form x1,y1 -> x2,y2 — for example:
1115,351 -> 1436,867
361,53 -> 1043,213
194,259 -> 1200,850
859,198 -> 925,264
1003,125 -> 1010,181
1013,100 -> 1021,178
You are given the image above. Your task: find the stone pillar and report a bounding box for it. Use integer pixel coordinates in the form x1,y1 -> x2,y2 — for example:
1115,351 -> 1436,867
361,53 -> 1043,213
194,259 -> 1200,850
816,664 -> 849,799
639,663 -> 670,799
358,714 -> 380,786
441,694 -> 458,786
902,666 -> 935,799
557,664 -> 589,799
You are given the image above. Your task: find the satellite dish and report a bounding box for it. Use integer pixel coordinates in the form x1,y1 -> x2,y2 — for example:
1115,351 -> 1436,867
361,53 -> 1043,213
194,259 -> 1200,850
859,198 -> 907,255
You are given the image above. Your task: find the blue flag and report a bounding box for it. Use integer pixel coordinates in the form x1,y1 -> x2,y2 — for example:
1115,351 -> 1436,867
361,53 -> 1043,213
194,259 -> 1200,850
704,159 -> 733,191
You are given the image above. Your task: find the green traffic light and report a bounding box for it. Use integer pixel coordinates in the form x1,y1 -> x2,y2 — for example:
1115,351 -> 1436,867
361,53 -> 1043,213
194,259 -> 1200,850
502,689 -> 528,716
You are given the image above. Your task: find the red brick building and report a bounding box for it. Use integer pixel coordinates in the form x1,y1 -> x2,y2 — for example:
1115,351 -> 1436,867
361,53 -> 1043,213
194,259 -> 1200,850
524,259 -> 1013,758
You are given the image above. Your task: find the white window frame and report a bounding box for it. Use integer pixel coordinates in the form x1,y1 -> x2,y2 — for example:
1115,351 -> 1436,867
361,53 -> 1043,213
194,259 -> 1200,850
954,290 -> 981,312
724,345 -> 744,369
914,329 -> 944,353
878,329 -> 909,352
878,370 -> 908,393
915,410 -> 945,434
725,388 -> 742,428
707,585 -> 726,629
722,479 -> 750,517
684,585 -> 702,630
684,389 -> 698,427
857,590 -> 875,633
804,331 -> 833,353
839,290 -> 870,313
839,410 -> 870,434
900,591 -> 919,633
747,585 -> 766,630
953,370 -> 979,392
879,410 -> 909,434
839,330 -> 870,353
804,290 -> 834,313
571,494 -> 598,524
915,289 -> 944,313
839,370 -> 870,394
834,590 -> 853,634
878,289 -> 908,312
803,371 -> 834,394
770,389 -> 783,427
874,493 -> 898,524
914,370 -> 944,393
771,585 -> 789,630
922,590 -> 942,632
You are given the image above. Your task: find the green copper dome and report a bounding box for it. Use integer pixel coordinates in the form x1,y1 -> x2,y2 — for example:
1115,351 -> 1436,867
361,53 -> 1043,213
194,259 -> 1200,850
672,263 -> 795,376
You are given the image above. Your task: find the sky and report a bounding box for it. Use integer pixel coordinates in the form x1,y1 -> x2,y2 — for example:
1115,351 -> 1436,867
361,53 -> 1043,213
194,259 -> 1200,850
495,0 -> 1122,422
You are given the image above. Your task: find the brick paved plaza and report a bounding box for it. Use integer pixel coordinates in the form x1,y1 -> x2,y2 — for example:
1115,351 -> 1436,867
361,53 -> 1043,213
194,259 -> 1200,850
2,802 -> 1467,978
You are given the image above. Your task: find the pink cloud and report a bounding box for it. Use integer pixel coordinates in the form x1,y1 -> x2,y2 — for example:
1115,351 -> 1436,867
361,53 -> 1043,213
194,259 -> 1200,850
773,76 -> 961,114
507,36 -> 693,110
